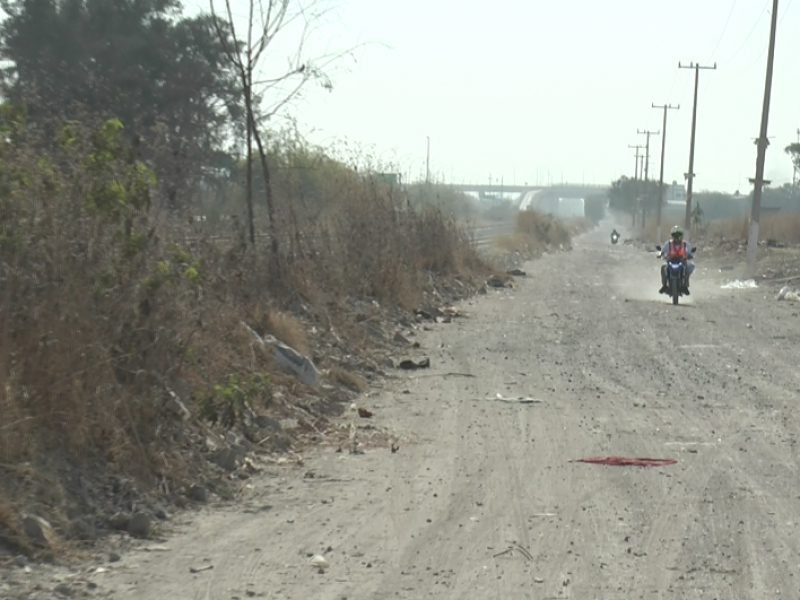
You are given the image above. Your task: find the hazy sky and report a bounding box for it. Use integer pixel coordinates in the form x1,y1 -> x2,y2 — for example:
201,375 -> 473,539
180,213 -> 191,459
215,0 -> 800,193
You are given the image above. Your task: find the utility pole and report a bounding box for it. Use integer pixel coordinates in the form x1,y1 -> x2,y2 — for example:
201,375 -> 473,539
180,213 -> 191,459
652,103 -> 680,243
628,144 -> 644,179
793,127 -> 799,191
629,144 -> 644,227
425,136 -> 430,184
638,128 -> 660,232
745,0 -> 780,280
678,60 -> 717,241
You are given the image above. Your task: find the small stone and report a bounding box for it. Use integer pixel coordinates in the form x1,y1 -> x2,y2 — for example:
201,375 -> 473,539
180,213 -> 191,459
189,485 -> 209,503
108,512 -> 130,531
152,503 -> 169,520
310,554 -> 329,569
214,448 -> 239,472
109,552 -> 121,563
54,583 -> 74,597
128,512 -> 151,538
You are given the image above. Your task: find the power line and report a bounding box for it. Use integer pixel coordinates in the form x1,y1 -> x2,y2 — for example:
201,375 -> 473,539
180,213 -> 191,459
724,1 -> 770,66
730,0 -> 793,77
706,0 -> 739,63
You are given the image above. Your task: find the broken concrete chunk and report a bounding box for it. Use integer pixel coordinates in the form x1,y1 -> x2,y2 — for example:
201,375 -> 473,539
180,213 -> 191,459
242,322 -> 320,387
22,514 -> 54,547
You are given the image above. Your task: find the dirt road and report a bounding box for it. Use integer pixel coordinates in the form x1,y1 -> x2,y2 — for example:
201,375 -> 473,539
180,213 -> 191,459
41,226 -> 800,598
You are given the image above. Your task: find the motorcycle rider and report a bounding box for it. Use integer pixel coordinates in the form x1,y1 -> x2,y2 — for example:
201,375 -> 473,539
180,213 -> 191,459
658,225 -> 695,295
610,228 -> 620,242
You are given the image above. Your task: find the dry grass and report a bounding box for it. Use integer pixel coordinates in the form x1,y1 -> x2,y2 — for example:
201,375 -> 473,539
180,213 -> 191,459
266,312 -> 309,355
328,366 -> 368,393
706,213 -> 800,245
0,112 -> 496,553
494,211 -> 592,255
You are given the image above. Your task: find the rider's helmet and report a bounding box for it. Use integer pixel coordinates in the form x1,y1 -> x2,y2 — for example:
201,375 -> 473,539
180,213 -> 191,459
670,225 -> 684,240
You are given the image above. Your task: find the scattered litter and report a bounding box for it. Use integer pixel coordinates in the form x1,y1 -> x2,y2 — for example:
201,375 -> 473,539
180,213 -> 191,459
398,357 -> 430,370
414,372 -> 475,378
721,279 -> 757,289
242,322 -> 320,387
571,456 -> 677,467
493,543 -> 532,561
136,545 -> 170,552
486,275 -> 511,288
357,407 -> 374,419
189,565 -> 214,574
777,286 -> 800,301
490,393 -> 544,404
310,555 -> 330,569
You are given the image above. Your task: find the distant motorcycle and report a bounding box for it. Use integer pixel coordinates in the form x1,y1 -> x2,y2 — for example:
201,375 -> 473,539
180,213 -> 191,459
655,245 -> 696,305
610,231 -> 620,245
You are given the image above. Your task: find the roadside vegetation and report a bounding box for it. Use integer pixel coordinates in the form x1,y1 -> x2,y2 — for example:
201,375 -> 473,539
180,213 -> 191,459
0,0 -> 592,557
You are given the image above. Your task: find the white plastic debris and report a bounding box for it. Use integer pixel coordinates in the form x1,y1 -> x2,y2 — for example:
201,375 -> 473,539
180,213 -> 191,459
310,555 -> 330,569
721,279 -> 758,289
777,286 -> 800,301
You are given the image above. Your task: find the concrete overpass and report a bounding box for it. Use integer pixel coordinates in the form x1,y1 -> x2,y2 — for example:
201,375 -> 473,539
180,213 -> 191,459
451,183 -> 607,201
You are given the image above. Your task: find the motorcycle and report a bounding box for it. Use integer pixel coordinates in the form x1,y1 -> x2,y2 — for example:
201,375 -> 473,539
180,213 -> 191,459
655,245 -> 696,305
611,231 -> 620,245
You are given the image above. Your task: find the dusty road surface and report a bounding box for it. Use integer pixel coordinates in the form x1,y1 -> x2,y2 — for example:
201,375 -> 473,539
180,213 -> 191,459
56,226 -> 800,598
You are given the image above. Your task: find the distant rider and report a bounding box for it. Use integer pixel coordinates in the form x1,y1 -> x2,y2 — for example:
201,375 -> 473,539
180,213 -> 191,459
610,228 -> 620,241
658,225 -> 695,295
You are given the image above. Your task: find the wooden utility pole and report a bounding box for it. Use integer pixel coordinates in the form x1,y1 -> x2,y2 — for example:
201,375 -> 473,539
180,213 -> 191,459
638,128 -> 660,232
629,144 -> 644,226
652,103 -> 680,244
793,127 -> 799,191
745,0 -> 780,280
678,61 -> 717,242
425,136 -> 431,183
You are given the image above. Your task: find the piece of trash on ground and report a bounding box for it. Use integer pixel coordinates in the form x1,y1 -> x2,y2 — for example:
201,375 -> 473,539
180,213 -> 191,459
490,393 -> 544,404
398,357 -> 430,370
777,286 -> 800,301
570,456 -> 677,467
721,279 -> 757,289
189,565 -> 214,574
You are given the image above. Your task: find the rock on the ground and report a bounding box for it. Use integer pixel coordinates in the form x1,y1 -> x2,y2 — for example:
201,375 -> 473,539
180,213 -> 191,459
214,447 -> 239,472
189,485 -> 209,504
128,512 -> 151,538
108,512 -> 131,531
23,514 -> 55,547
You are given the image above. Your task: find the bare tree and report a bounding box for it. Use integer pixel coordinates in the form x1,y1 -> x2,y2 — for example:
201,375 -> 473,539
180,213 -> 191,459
209,0 -> 363,252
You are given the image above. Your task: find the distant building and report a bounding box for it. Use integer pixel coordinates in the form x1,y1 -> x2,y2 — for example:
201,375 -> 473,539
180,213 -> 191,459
665,180 -> 685,203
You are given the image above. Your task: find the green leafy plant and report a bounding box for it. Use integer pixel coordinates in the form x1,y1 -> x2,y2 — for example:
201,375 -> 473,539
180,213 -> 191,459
199,373 -> 270,428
